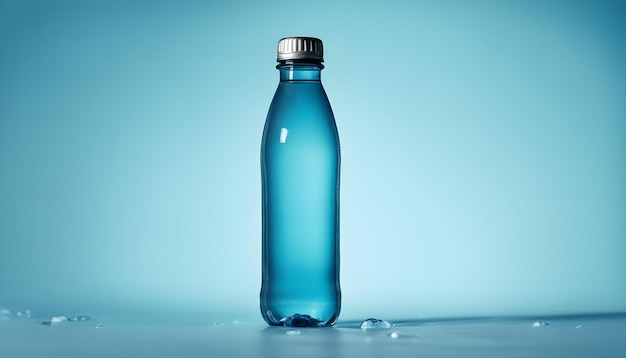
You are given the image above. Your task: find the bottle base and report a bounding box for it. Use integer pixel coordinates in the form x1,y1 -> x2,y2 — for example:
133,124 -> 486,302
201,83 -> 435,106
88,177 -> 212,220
263,311 -> 338,327
282,314 -> 323,327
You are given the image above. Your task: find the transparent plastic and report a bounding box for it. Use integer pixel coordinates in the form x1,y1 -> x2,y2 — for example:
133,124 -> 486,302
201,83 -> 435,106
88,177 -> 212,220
260,61 -> 341,326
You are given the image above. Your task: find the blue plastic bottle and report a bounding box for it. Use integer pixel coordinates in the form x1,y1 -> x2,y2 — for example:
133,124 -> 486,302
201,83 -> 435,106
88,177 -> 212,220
260,37 -> 341,327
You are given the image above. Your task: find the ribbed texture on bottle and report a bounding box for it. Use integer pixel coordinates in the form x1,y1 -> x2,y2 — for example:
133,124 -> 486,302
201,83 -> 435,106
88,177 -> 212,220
277,37 -> 324,62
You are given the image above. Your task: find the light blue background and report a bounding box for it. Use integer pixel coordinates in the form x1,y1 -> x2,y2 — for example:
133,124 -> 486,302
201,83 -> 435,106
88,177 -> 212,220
1,0 -> 625,321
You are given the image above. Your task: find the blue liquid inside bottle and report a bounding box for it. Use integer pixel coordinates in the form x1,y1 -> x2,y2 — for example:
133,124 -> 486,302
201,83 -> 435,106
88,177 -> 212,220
260,44 -> 341,327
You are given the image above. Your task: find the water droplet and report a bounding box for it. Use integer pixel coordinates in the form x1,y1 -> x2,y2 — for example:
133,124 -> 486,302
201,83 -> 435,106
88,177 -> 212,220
95,324 -> 104,329
40,319 -> 61,327
52,316 -> 68,324
531,321 -> 549,327
16,309 -> 32,318
576,324 -> 582,329
1,308 -> 11,318
285,329 -> 301,335
387,331 -> 420,339
212,322 -> 224,326
360,318 -> 393,330
68,315 -> 90,322
282,314 -> 322,327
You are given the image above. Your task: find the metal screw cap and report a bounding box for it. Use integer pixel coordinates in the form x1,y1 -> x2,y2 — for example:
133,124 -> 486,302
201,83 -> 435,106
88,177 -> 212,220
277,37 -> 323,62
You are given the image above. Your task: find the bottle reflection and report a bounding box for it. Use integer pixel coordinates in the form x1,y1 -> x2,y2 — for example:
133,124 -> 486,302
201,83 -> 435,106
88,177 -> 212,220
259,326 -> 343,358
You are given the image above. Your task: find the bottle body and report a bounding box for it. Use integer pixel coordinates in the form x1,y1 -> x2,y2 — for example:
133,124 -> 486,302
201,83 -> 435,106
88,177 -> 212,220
260,63 -> 341,326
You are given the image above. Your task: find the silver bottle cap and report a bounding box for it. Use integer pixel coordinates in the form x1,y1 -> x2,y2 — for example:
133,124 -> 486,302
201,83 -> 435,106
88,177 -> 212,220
277,37 -> 324,62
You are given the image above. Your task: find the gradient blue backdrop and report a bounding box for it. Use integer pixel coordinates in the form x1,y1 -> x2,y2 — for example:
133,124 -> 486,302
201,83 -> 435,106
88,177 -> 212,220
1,0 -> 625,321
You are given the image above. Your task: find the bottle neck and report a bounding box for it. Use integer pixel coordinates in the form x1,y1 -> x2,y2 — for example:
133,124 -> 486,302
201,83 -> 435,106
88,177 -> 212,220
277,61 -> 324,81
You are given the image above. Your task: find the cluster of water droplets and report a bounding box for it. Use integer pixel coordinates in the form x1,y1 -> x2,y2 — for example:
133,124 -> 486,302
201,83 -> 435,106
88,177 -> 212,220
531,321 -> 582,329
0,308 -> 31,320
39,315 -> 92,326
0,307 -> 104,328
4,306 -> 590,339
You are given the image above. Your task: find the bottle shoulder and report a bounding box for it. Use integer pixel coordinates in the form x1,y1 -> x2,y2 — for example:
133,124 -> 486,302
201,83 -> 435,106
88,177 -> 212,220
271,82 -> 331,109
263,79 -> 338,147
